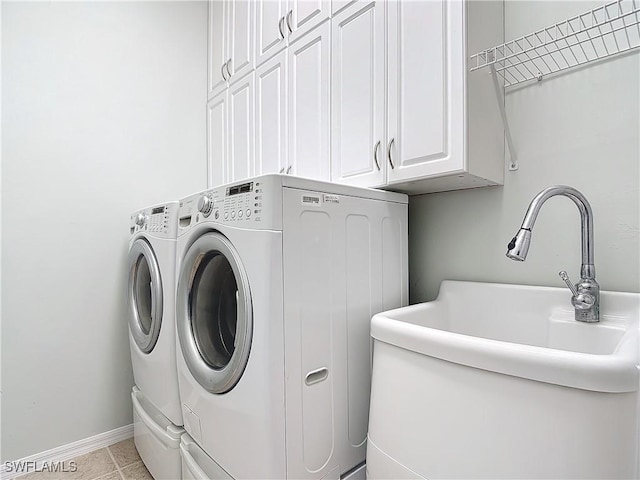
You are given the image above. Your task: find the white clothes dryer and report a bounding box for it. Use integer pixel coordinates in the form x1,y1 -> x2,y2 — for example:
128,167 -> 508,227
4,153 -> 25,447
174,175 -> 408,479
128,202 -> 184,479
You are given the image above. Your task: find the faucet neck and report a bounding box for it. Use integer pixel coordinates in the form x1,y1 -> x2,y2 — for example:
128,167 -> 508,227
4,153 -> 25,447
521,186 -> 595,278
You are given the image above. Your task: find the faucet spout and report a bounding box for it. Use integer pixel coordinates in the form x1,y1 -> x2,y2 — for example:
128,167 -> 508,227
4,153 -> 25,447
506,185 -> 599,322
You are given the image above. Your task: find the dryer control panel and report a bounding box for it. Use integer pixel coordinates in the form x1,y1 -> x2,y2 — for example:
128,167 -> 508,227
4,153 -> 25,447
198,181 -> 262,225
222,181 -> 256,222
178,176 -> 282,232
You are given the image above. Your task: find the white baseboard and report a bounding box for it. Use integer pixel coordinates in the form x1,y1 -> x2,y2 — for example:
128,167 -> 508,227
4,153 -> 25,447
1,424 -> 133,480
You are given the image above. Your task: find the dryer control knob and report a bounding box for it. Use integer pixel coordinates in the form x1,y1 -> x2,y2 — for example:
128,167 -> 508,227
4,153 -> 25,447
135,213 -> 147,227
197,195 -> 213,216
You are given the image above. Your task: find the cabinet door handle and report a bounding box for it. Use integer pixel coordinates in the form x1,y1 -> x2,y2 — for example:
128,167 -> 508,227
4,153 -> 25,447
373,140 -> 381,171
387,138 -> 395,169
225,59 -> 232,79
221,63 -> 228,81
278,17 -> 285,39
286,165 -> 292,174
286,10 -> 293,33
279,167 -> 285,174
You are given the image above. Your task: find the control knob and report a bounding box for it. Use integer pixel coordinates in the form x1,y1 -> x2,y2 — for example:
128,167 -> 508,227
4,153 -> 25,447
135,213 -> 147,227
197,195 -> 213,216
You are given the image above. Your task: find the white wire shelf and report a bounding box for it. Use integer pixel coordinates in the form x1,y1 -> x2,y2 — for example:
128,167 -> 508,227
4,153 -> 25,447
469,0 -> 640,87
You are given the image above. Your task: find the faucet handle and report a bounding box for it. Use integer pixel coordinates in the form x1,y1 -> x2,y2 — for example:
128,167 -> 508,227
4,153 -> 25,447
558,271 -> 595,310
559,271 -> 579,296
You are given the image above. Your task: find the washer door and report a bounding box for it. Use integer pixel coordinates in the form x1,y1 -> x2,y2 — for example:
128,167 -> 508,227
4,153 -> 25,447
128,238 -> 163,353
177,232 -> 252,394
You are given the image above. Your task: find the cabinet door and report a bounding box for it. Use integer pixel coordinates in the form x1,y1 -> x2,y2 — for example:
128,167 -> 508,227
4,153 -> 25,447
386,0 -> 464,184
228,73 -> 255,182
256,0 -> 288,67
255,52 -> 288,176
208,0 -> 228,99
207,93 -> 228,187
288,0 -> 330,44
331,1 -> 385,188
288,22 -> 330,181
228,0 -> 255,83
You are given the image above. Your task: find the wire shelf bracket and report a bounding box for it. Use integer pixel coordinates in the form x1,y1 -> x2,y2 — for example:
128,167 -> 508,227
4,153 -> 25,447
489,63 -> 518,171
469,0 -> 640,171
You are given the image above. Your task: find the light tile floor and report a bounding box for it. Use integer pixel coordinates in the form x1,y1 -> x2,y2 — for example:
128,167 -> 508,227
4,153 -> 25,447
20,439 -> 153,480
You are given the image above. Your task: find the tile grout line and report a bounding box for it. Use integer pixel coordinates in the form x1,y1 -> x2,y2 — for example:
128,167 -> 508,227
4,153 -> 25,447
104,447 -> 125,480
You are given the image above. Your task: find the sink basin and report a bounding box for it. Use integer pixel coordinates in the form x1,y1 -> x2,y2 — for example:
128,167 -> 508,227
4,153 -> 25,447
366,280 -> 640,479
372,280 -> 640,393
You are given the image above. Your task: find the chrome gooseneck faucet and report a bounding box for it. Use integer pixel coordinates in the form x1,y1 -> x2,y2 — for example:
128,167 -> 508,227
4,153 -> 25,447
506,185 -> 600,322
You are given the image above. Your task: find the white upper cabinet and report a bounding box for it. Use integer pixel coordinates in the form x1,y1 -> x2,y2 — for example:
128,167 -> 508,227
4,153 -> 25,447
386,0 -> 463,185
208,0 -> 255,100
257,23 -> 331,180
256,0 -> 288,66
332,0 -> 505,194
288,21 -> 331,181
330,1 -> 385,188
255,51 -> 288,176
208,0 -> 504,194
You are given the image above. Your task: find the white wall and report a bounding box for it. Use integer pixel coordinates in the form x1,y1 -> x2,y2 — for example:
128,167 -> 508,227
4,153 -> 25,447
1,1 -> 207,461
409,1 -> 639,303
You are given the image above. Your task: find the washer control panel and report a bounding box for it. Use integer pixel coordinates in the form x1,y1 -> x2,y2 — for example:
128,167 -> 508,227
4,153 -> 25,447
130,203 -> 178,238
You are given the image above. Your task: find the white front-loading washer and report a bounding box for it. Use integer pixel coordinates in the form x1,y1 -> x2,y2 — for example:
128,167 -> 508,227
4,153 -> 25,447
175,175 -> 408,479
128,202 -> 184,479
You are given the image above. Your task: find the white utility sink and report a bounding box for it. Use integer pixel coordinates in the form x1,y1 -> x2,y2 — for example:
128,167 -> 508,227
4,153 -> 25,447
366,280 -> 640,480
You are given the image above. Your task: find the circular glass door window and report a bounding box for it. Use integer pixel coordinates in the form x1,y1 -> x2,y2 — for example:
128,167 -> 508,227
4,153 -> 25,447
177,232 -> 252,394
128,238 -> 163,353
